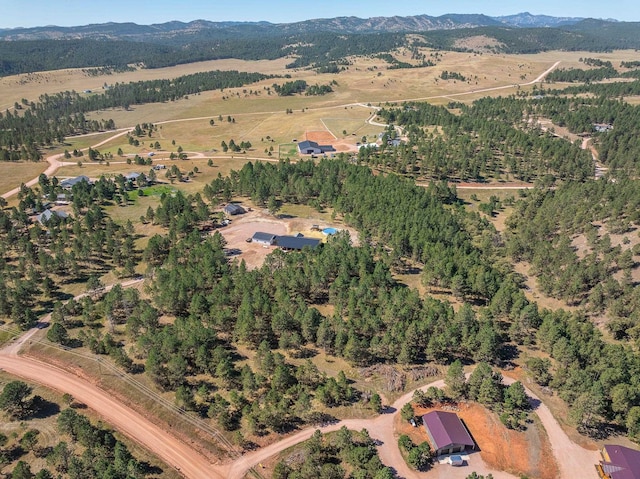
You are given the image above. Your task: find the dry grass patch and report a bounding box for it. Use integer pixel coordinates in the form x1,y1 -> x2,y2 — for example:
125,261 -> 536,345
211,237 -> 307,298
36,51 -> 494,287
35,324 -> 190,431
0,161 -> 48,196
453,35 -> 506,52
512,261 -> 579,313
0,58 -> 290,109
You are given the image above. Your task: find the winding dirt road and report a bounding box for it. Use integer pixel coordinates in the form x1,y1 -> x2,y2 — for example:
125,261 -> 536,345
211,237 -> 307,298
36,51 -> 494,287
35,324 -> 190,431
223,375 -> 598,479
0,346 -> 599,479
1,60 -> 561,200
0,277 -> 226,479
0,59 -> 598,479
0,355 -> 223,479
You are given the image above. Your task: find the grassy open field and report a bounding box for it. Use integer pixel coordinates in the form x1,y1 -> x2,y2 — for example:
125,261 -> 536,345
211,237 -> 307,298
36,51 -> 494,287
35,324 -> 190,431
3,49 -> 640,462
0,58 -> 291,111
1,48 -> 632,191
0,161 -> 48,195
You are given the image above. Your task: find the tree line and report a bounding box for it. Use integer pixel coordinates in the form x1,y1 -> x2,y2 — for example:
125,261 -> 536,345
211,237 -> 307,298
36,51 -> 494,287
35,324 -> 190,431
0,175 -> 139,330
0,70 -> 272,161
273,428 -> 394,479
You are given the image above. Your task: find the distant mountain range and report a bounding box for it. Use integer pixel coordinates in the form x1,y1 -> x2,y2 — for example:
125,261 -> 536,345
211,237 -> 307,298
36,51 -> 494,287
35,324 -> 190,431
0,12 -> 599,42
0,12 -> 635,78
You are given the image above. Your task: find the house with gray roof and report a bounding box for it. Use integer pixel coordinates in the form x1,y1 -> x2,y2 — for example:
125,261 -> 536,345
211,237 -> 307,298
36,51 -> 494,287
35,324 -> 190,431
59,175 -> 90,189
422,411 -> 475,456
275,235 -> 321,251
37,209 -> 69,225
297,140 -> 335,155
598,445 -> 640,479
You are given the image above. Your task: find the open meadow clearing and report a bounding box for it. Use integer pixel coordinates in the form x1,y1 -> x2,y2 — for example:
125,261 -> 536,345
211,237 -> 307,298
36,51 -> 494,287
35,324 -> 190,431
0,161 -> 48,194
0,48 -> 630,173
0,58 -> 291,111
3,29 -> 640,479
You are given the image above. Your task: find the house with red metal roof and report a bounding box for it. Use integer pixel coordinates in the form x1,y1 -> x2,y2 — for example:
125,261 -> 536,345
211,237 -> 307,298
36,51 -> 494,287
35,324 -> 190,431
598,445 -> 640,479
422,411 -> 475,456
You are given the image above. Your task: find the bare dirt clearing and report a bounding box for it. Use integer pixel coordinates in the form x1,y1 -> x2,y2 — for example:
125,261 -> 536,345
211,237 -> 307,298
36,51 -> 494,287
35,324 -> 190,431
217,207 -> 358,269
399,402 -> 558,479
305,129 -> 359,153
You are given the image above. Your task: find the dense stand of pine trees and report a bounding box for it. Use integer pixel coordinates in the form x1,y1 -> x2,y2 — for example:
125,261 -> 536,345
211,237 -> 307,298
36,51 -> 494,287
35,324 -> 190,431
374,97 -> 593,182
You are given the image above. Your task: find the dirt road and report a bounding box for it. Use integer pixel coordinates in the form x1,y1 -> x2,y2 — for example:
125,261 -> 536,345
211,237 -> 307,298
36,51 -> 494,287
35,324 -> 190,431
225,373 -> 598,479
1,277 -> 144,357
0,333 -> 598,479
503,377 -> 600,479
1,60 -> 561,200
0,355 -> 222,479
0,58 -> 597,478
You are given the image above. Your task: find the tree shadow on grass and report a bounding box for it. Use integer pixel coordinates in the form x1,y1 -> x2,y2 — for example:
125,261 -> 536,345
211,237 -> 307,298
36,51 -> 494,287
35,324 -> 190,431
29,396 -> 60,419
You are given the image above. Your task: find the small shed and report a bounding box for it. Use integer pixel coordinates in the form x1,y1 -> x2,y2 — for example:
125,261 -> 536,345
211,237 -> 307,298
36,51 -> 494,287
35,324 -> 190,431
55,194 -> 70,205
224,204 -> 246,216
252,232 -> 277,245
422,411 -> 475,456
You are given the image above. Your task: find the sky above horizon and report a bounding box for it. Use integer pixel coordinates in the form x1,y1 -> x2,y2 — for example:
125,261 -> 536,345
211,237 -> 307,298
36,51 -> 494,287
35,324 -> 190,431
0,0 -> 638,29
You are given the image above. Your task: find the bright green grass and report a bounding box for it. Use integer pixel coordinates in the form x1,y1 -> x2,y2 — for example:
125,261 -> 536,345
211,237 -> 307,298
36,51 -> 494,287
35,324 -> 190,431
278,143 -> 299,159
142,184 -> 178,196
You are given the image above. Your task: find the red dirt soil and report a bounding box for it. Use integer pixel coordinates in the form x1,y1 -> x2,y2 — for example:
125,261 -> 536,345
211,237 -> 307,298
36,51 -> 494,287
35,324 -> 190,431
398,403 -> 559,479
305,130 -> 359,153
305,130 -> 337,143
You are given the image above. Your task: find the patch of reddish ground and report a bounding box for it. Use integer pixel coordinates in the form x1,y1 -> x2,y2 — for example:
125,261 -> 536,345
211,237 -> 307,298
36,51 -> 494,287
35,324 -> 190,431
397,402 -> 559,479
304,130 -> 360,154
306,130 -> 337,144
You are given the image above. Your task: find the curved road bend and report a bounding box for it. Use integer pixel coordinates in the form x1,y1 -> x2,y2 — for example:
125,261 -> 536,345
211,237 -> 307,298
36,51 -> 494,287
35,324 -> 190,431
226,374 -> 599,479
0,59 -> 592,478
0,337 -> 599,479
0,355 -> 222,479
1,61 -> 561,201
1,129 -> 132,201
224,378 -> 515,479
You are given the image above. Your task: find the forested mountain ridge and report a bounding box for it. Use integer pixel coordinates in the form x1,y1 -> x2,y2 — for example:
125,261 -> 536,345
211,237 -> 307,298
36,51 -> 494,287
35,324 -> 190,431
0,11 -> 636,78
2,20 -> 639,77
0,12 -> 589,41
495,12 -> 588,27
